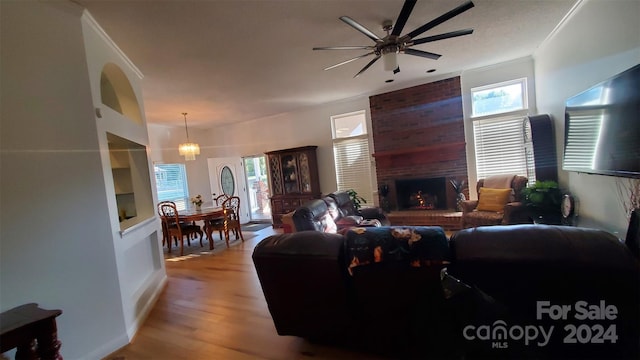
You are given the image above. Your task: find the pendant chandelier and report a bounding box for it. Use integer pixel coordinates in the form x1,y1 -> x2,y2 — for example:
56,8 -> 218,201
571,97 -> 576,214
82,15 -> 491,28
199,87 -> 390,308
178,112 -> 200,161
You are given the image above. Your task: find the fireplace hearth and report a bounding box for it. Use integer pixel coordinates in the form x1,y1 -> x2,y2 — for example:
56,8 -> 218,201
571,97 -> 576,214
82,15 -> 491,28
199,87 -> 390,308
395,177 -> 447,210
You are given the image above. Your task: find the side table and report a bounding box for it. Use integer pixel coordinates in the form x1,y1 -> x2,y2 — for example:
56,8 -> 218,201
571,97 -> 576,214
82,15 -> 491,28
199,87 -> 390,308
1,303 -> 63,359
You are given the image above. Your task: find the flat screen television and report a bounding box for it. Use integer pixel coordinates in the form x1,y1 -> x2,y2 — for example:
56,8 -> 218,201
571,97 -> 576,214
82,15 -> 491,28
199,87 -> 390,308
563,64 -> 640,178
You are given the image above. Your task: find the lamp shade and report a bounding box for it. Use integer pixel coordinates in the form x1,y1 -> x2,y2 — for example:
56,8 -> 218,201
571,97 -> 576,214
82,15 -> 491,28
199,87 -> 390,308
383,52 -> 398,72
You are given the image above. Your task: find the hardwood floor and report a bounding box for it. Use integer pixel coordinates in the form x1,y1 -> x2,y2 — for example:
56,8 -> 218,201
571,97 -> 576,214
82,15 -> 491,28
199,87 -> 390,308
105,227 -> 383,360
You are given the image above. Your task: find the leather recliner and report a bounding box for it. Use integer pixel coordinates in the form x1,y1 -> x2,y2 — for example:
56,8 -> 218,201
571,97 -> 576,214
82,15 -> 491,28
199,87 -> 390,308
292,191 -> 390,233
253,225 -> 452,358
446,225 -> 640,359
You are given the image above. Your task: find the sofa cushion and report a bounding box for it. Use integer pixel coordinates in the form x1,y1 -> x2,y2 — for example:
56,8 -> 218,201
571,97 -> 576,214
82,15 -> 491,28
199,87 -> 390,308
476,187 -> 512,212
335,215 -> 363,226
252,231 -> 352,340
320,213 -> 337,233
327,191 -> 358,217
323,196 -> 341,221
463,210 -> 504,227
292,199 -> 328,232
448,225 -> 640,359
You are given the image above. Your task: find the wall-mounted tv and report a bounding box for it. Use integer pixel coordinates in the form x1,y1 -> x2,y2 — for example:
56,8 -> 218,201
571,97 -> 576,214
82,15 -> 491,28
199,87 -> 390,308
563,64 -> 640,178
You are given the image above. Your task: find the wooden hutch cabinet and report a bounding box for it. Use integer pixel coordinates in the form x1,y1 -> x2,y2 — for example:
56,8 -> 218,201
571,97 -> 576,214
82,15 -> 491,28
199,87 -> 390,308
266,146 -> 321,227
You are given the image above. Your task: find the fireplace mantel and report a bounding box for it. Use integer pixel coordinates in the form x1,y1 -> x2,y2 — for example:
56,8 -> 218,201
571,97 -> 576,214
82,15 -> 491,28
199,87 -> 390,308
373,142 -> 465,168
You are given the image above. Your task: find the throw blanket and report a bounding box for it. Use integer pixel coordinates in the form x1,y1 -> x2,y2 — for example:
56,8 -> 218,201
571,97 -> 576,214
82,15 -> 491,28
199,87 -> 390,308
484,174 -> 515,189
345,226 -> 450,275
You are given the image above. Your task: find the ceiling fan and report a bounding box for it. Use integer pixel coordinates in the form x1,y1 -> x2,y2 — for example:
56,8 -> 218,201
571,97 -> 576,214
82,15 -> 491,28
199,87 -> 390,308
313,0 -> 475,77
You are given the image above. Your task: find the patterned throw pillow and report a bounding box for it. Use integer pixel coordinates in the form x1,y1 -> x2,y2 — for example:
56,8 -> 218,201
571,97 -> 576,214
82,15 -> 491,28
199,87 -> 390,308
476,187 -> 512,212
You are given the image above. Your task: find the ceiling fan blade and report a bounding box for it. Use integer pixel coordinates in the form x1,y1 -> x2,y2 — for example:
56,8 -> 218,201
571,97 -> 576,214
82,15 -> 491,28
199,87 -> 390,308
313,46 -> 375,50
324,52 -> 375,71
391,0 -> 417,36
354,56 -> 380,78
405,1 -> 475,40
411,29 -> 474,45
404,48 -> 441,60
340,16 -> 381,42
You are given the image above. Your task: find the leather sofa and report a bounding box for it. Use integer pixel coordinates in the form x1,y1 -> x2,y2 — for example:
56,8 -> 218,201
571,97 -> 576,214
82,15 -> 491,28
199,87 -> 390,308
252,225 -> 640,359
292,190 -> 390,233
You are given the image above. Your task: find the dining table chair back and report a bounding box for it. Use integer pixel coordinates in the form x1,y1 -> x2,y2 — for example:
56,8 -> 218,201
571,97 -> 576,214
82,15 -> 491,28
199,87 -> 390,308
159,201 -> 203,256
213,196 -> 244,247
214,194 -> 230,206
157,201 -> 176,248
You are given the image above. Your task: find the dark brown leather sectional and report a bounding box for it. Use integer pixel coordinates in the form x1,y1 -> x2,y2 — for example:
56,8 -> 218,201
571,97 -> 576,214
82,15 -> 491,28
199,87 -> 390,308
252,224 -> 640,359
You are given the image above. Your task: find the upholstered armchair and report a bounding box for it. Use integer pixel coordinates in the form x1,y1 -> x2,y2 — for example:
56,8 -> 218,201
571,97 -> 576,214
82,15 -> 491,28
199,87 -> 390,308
460,175 -> 529,228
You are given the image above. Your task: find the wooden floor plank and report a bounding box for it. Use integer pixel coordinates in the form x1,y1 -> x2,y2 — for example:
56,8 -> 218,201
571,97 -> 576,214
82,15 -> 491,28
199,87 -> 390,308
104,228 -> 387,360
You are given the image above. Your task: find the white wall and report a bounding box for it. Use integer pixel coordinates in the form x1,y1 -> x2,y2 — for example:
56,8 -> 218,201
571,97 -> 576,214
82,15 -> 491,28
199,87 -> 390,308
149,96 -> 373,199
1,2 -> 167,359
534,0 -> 640,235
0,2 -> 127,359
148,124 -> 216,200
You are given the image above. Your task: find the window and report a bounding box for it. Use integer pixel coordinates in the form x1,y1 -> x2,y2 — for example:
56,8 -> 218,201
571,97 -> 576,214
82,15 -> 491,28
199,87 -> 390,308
331,111 -> 373,204
154,164 -> 189,209
472,78 -> 527,118
471,78 -> 536,182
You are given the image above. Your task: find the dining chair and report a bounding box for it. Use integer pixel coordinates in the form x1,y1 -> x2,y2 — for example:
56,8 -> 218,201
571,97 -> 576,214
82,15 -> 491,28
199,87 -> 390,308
213,193 -> 229,206
209,193 -> 229,230
158,201 -> 203,256
157,201 -> 176,248
157,201 -> 193,246
211,196 -> 244,247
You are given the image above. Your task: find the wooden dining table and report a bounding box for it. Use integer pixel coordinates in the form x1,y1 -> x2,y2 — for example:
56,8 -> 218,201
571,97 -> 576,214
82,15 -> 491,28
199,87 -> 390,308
175,202 -> 224,250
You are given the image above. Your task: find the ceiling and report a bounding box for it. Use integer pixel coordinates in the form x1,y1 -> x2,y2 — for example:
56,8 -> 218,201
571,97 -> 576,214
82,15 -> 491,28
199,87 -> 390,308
78,0 -> 578,129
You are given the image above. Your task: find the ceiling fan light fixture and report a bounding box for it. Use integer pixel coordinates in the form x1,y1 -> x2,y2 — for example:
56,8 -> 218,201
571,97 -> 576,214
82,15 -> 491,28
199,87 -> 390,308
313,0 -> 475,77
382,46 -> 398,71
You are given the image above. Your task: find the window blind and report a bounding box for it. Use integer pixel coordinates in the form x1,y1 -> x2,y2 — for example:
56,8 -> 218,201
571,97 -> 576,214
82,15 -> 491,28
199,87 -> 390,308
333,136 -> 373,204
563,110 -> 603,170
473,116 -> 533,181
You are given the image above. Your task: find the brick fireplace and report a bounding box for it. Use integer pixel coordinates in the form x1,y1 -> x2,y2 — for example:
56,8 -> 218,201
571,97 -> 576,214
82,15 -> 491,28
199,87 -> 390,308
370,76 -> 468,211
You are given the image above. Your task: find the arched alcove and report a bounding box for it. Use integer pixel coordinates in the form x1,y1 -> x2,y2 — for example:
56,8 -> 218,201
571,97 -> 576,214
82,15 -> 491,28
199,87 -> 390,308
101,63 -> 143,124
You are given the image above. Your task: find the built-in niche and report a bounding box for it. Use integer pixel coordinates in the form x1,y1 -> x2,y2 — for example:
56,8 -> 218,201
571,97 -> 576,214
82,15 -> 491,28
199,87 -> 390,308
101,63 -> 143,124
107,133 -> 154,230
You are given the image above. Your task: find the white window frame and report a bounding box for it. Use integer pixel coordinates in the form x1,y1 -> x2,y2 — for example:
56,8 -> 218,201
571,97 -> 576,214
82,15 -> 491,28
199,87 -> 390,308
471,78 -> 536,183
471,78 -> 528,118
331,110 -> 374,205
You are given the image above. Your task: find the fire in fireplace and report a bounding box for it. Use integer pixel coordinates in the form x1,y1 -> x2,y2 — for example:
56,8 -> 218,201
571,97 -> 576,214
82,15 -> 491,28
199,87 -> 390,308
395,177 -> 447,210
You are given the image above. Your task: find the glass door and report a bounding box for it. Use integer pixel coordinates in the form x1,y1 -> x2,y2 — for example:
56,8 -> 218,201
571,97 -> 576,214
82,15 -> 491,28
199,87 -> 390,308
243,155 -> 271,222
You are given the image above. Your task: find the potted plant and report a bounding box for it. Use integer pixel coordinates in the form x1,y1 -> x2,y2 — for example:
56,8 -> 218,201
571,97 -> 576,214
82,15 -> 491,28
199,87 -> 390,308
450,179 -> 467,211
521,180 -> 562,224
346,189 -> 367,211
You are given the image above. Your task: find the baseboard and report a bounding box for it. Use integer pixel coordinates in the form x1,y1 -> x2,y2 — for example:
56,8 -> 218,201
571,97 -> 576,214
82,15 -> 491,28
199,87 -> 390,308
126,274 -> 168,340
